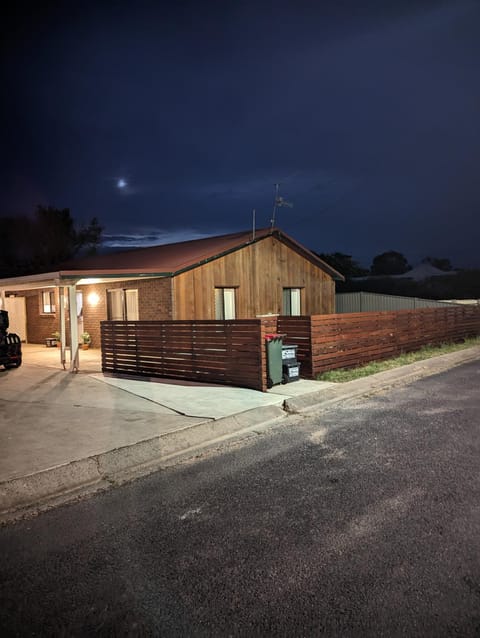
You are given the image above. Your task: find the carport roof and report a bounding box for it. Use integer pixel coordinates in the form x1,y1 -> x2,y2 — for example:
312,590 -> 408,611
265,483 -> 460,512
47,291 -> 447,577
0,227 -> 344,290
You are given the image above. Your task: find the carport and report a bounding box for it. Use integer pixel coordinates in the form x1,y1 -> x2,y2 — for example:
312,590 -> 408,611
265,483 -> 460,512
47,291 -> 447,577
0,265 -> 165,372
19,343 -> 102,373
0,268 -> 162,372
1,272 -> 85,372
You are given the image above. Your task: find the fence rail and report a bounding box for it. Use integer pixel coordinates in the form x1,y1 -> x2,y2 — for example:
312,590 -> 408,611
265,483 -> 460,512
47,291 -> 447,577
278,306 -> 480,377
101,319 -> 268,391
101,307 -> 480,391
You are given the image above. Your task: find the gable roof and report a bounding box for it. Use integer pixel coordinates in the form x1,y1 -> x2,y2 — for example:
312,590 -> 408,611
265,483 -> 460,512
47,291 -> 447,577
60,227 -> 345,280
0,228 -> 344,290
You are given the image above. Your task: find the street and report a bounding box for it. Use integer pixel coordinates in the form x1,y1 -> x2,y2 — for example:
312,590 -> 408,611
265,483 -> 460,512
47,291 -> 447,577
1,360 -> 480,636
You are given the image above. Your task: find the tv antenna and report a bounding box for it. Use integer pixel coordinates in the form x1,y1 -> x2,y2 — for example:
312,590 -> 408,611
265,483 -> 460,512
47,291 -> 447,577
270,183 -> 293,229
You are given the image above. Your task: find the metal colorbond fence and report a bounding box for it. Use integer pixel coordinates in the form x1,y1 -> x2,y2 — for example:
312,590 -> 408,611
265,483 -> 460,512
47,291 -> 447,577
101,319 -> 268,391
278,306 -> 480,377
335,291 -> 457,313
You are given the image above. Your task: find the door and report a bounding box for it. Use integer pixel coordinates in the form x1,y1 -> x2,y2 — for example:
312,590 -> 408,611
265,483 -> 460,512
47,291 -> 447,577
4,297 -> 27,341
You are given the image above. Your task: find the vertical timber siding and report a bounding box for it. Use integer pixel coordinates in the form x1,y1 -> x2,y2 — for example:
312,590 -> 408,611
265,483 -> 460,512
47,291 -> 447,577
173,235 -> 335,319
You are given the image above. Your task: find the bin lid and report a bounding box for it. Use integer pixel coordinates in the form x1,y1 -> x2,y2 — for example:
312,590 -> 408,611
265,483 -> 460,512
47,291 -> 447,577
264,333 -> 286,341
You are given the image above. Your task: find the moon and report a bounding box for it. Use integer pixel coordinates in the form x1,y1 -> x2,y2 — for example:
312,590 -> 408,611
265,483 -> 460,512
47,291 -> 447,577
117,178 -> 127,189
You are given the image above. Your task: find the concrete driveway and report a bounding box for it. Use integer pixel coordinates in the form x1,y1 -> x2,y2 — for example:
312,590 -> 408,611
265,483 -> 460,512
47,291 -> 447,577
0,344 -> 325,499
19,342 -> 103,373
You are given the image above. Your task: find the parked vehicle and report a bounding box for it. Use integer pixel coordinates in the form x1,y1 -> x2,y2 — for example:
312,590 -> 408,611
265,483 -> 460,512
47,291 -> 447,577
0,310 -> 22,369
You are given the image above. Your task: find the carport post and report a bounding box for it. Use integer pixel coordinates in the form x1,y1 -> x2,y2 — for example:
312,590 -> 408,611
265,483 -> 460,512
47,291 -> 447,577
58,286 -> 67,369
67,284 -> 79,372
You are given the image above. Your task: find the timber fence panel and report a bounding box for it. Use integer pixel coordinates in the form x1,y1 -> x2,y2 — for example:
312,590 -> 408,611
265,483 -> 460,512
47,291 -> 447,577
276,307 -> 480,378
101,319 -> 267,391
277,316 -> 313,377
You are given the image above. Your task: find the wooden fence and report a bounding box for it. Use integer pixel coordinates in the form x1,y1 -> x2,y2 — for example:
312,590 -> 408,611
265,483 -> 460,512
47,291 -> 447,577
101,319 -> 268,391
101,307 -> 480,391
278,306 -> 480,378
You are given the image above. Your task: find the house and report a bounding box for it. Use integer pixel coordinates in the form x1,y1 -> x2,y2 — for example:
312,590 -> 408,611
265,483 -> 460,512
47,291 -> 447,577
0,227 -> 343,367
351,263 -> 457,283
392,263 -> 457,281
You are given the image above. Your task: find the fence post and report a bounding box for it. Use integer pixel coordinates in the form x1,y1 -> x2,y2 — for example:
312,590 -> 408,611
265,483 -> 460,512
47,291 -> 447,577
259,320 -> 268,392
307,316 -> 314,378
134,322 -> 139,373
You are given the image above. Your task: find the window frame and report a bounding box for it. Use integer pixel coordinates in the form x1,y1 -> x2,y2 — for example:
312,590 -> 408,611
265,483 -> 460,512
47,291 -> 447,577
106,288 -> 139,321
282,287 -> 302,316
214,287 -> 237,320
41,290 -> 56,314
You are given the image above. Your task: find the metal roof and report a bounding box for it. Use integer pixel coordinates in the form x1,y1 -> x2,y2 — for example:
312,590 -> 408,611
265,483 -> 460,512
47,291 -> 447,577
0,228 -> 344,287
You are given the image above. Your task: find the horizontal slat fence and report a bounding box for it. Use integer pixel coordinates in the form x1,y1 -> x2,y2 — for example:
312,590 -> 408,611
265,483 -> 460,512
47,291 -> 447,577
278,306 -> 480,377
101,320 -> 268,391
276,316 -> 313,376
101,308 -> 480,390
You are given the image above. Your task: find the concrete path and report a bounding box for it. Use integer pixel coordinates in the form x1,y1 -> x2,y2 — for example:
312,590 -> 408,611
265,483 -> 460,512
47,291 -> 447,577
92,374 -> 327,418
0,343 -> 479,522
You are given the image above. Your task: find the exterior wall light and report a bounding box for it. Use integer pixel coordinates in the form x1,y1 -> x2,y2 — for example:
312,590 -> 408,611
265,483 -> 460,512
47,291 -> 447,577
87,292 -> 100,306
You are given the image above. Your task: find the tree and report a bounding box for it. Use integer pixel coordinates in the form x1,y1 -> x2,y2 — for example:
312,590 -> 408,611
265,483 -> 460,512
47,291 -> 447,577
370,251 -> 410,276
76,217 -> 103,256
422,256 -> 453,272
0,206 -> 103,277
316,252 -> 369,278
32,206 -> 78,268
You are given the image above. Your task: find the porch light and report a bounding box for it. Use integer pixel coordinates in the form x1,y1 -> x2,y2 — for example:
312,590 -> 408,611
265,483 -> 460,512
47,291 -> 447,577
87,292 -> 100,306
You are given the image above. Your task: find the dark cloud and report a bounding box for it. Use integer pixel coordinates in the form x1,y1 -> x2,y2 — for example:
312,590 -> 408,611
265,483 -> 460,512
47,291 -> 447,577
1,0 -> 479,267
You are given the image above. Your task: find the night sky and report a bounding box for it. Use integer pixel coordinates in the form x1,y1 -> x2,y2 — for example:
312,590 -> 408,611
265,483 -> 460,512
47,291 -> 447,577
1,0 -> 479,268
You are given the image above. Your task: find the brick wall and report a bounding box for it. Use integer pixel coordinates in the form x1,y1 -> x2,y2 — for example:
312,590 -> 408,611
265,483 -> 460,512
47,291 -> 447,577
80,277 -> 173,348
17,277 -> 173,345
24,289 -> 60,344
80,284 -> 107,349
137,277 -> 173,320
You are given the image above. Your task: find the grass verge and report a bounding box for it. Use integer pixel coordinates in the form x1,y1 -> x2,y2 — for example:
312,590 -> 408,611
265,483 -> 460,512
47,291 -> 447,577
316,336 -> 480,383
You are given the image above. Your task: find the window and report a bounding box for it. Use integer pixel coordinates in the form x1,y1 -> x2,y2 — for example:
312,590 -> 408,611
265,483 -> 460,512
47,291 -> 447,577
124,289 -> 138,320
282,288 -> 301,316
107,289 -> 139,320
41,290 -> 56,314
215,288 -> 236,320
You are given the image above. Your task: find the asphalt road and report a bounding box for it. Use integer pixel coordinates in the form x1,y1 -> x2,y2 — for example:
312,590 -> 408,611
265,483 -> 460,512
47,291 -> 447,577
1,360 -> 480,637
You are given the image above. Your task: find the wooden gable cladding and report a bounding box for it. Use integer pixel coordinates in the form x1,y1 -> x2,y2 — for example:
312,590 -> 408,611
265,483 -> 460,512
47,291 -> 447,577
172,235 -> 335,320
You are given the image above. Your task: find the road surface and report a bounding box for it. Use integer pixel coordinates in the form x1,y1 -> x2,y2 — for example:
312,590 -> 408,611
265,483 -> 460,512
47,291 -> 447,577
1,360 -> 480,636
